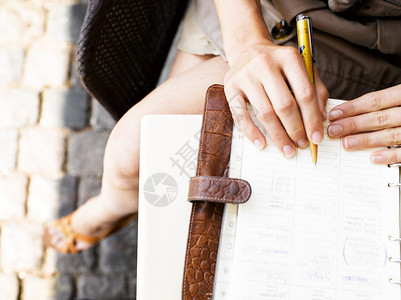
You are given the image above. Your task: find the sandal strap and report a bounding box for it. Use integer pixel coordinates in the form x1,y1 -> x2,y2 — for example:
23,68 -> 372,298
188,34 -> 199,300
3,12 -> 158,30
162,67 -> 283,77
55,214 -> 103,246
46,212 -> 138,254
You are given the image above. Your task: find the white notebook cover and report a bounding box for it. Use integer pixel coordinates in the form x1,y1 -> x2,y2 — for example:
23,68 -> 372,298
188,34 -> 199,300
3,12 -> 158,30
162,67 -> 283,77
137,114 -> 202,300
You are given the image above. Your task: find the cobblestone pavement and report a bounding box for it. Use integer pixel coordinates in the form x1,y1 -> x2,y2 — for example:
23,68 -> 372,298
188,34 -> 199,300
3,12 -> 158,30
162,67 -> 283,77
0,0 -> 137,299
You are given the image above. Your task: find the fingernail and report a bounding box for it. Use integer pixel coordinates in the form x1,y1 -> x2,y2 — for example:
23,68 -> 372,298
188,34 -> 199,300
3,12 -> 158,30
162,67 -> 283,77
297,139 -> 309,148
283,145 -> 295,158
344,137 -> 357,149
254,139 -> 264,150
329,109 -> 343,120
371,154 -> 383,164
328,124 -> 343,137
311,131 -> 323,144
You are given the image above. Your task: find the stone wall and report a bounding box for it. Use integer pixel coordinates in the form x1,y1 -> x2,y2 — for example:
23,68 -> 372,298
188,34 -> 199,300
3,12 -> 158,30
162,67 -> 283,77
0,0 -> 137,299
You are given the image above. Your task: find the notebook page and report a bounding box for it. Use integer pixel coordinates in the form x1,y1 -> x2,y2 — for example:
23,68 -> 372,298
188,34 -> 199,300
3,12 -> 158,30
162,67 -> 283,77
229,99 -> 400,299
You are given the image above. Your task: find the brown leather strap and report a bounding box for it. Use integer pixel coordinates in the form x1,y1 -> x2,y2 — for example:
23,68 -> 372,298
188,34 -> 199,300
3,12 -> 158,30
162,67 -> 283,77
182,84 -> 234,300
188,176 -> 251,204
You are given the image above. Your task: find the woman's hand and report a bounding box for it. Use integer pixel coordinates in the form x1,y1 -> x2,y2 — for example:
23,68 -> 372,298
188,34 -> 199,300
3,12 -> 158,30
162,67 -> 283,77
327,84 -> 401,164
212,0 -> 327,156
224,40 -> 328,157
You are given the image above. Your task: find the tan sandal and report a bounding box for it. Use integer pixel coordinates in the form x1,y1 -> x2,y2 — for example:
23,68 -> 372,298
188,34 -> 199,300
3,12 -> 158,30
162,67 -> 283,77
43,212 -> 137,254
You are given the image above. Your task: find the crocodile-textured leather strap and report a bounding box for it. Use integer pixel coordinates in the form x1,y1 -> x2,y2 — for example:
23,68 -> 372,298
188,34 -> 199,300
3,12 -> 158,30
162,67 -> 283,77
182,84 -> 236,300
188,176 -> 251,204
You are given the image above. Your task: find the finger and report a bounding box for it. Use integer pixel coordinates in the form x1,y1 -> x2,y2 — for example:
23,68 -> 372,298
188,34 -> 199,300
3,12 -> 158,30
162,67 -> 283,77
371,148 -> 401,165
243,82 -> 298,157
314,68 -> 329,121
328,107 -> 401,138
224,86 -> 266,150
341,127 -> 401,151
260,76 -> 309,149
282,52 -> 324,144
259,68 -> 310,148
329,85 -> 401,121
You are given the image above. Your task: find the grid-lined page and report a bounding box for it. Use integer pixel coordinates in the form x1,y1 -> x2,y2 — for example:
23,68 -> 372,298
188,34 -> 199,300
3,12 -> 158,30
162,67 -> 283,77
224,99 -> 400,299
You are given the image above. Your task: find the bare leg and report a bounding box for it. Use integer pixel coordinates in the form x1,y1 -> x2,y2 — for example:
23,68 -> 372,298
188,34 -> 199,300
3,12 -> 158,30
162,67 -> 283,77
47,51 -> 228,251
167,51 -> 216,79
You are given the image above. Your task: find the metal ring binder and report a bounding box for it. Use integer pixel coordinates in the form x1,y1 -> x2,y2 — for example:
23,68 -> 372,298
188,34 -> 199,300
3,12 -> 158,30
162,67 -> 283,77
386,146 -> 401,287
389,278 -> 401,285
389,257 -> 401,263
387,162 -> 401,186
388,236 -> 401,242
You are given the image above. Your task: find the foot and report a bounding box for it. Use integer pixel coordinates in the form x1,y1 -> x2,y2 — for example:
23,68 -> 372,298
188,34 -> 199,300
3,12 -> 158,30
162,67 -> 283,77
43,212 -> 137,254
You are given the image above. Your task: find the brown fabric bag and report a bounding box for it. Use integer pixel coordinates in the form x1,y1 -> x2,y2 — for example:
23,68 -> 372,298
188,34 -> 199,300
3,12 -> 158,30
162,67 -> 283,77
182,84 -> 251,299
195,0 -> 401,101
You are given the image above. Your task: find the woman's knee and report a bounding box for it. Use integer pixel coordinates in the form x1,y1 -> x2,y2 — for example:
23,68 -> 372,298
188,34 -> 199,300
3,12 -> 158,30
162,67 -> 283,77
102,55 -> 229,189
102,116 -> 142,189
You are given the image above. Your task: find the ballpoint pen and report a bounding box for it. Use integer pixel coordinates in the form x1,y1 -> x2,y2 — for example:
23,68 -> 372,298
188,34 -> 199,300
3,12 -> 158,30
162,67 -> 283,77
296,14 -> 318,165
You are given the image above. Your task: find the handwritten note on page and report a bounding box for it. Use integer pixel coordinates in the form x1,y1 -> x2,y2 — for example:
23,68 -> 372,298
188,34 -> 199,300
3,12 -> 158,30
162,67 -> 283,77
223,99 -> 400,300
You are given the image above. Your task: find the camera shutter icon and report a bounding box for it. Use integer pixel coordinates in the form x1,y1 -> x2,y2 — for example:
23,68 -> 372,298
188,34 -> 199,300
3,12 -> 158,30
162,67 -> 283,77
143,173 -> 178,207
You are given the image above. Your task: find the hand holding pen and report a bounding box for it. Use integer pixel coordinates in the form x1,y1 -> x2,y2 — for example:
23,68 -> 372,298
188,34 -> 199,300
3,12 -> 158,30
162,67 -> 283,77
220,1 -> 327,157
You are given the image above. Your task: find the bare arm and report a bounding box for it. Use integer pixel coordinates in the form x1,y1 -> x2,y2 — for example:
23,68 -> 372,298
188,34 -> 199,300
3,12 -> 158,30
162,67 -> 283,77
214,0 -> 272,62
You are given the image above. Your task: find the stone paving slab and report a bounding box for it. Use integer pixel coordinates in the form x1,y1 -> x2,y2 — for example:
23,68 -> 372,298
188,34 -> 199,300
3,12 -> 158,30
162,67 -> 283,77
76,274 -> 127,299
68,131 -> 109,176
18,127 -> 67,174
0,0 -> 138,299
27,175 -> 78,222
1,221 -> 44,273
0,128 -> 19,170
0,273 -> 19,300
0,172 -> 27,219
24,41 -> 71,88
41,89 -> 89,129
0,90 -> 39,127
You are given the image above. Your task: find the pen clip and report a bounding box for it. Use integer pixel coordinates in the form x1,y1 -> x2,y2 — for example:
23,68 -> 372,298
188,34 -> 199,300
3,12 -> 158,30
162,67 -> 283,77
308,17 -> 316,64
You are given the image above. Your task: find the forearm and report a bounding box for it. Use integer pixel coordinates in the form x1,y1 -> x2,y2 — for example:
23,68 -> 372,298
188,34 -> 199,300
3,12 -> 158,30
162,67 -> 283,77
213,0 -> 273,62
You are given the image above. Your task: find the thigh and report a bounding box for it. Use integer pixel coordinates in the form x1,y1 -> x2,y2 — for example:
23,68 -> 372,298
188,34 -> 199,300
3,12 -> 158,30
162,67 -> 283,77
103,54 -> 229,180
168,50 -> 217,79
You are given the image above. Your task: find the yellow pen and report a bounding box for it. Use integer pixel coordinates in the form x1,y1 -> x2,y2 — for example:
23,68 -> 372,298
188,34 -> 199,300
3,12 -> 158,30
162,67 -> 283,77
296,14 -> 318,165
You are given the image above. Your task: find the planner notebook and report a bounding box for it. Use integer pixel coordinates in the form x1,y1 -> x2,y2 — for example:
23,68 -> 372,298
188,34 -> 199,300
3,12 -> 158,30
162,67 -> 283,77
137,99 -> 401,300
214,99 -> 401,300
